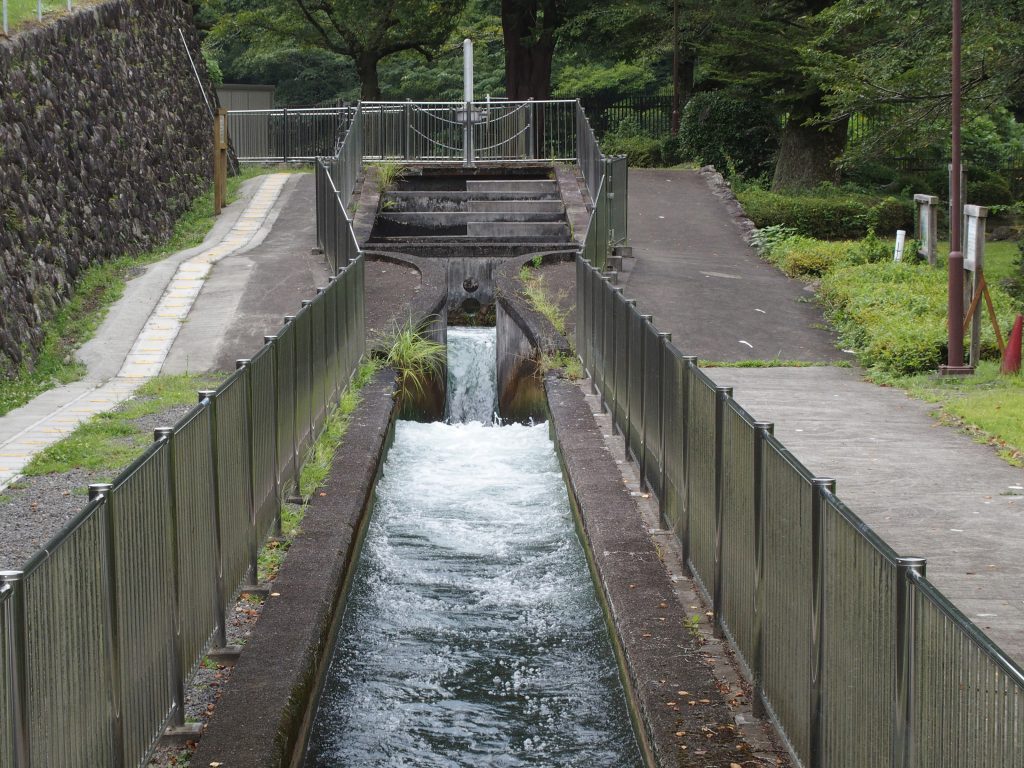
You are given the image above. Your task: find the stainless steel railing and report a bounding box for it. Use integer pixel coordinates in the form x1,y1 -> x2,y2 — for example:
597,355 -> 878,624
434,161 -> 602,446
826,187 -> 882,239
0,250 -> 366,765
315,105 -> 363,274
228,107 -> 355,163
575,245 -> 1024,766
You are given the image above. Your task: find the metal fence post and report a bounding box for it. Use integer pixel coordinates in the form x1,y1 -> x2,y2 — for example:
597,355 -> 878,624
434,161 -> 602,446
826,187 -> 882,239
679,356 -> 698,567
153,428 -> 186,729
283,315 -> 299,489
235,360 -> 259,586
751,421 -> 773,719
638,315 -> 653,492
894,556 -> 927,768
3,0 -> 8,36
198,391 -> 228,649
657,331 -> 671,520
264,335 -> 283,537
0,571 -> 29,768
621,299 -> 636,455
89,481 -> 125,768
404,100 -> 412,160
282,107 -> 290,163
608,287 -> 623,433
810,476 -> 836,767
712,385 -> 732,637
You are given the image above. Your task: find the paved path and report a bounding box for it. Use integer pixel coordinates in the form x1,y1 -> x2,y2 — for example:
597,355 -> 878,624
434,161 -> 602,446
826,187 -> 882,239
0,173 -> 293,491
623,168 -> 1024,665
622,169 -> 849,363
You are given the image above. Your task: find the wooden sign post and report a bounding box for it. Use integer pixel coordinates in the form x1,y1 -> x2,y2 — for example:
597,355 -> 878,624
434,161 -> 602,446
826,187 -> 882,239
213,107 -> 228,215
914,194 -> 939,265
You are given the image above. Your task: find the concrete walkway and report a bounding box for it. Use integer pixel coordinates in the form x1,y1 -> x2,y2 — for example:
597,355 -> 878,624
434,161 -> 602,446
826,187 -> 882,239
0,173 -> 294,491
623,168 -> 1024,665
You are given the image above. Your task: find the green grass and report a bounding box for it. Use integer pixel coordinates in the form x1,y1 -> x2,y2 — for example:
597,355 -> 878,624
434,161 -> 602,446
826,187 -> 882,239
22,373 -> 224,475
373,319 -> 445,402
4,0 -> 76,32
701,359 -> 852,368
0,167 -> 280,418
257,360 -> 378,582
519,265 -> 570,336
538,351 -> 583,380
879,362 -> 1024,466
934,239 -> 1018,286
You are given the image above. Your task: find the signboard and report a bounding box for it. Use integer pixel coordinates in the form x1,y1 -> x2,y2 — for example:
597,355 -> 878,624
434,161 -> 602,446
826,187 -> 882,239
963,204 -> 988,273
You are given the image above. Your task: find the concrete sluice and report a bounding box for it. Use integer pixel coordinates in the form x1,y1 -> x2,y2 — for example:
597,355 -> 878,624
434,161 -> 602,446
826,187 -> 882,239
301,328 -> 643,766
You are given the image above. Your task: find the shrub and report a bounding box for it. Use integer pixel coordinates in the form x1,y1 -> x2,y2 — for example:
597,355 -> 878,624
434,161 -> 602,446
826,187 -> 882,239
967,176 -> 1014,206
678,90 -> 779,178
737,187 -> 913,240
599,117 -> 679,167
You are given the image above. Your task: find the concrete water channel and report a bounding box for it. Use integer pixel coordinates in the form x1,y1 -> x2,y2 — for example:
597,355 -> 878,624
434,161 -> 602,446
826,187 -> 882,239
302,328 -> 643,766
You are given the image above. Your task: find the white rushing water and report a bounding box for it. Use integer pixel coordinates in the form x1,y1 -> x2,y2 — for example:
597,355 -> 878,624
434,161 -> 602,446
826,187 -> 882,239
304,328 -> 641,767
445,327 -> 497,424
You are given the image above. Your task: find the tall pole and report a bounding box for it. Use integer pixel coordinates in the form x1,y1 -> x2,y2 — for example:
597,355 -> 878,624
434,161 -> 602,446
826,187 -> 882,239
942,0 -> 971,374
671,0 -> 680,135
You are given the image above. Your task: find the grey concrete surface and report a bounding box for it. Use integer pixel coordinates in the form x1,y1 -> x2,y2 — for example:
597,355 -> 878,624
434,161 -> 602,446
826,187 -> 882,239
710,366 -> 1024,662
163,173 -> 332,373
77,175 -> 268,381
622,169 -> 849,363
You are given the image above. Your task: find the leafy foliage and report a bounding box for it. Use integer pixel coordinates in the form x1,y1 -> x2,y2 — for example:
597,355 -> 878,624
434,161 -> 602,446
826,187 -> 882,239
738,186 -> 912,240
677,90 -> 779,178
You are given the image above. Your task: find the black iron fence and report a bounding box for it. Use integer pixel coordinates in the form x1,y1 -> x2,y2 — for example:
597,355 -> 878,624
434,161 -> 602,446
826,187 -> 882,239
581,91 -> 674,137
575,253 -> 1024,766
0,133 -> 367,764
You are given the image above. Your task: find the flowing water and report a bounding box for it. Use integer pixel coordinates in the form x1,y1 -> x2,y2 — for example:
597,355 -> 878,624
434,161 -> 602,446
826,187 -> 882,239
303,327 -> 642,767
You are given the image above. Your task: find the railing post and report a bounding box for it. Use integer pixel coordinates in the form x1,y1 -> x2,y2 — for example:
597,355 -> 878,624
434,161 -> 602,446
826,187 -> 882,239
622,299 -> 637,457
712,385 -> 732,637
283,315 -> 299,489
263,335 -> 284,536
404,100 -> 412,160
638,315 -> 653,491
282,107 -> 289,163
235,360 -> 259,586
3,0 -> 8,38
153,428 -> 186,729
810,476 -> 836,767
89,481 -> 125,768
894,556 -> 927,768
679,355 -> 699,567
198,391 -> 228,649
608,287 -> 624,433
1,571 -> 29,768
656,331 -> 671,521
751,421 -> 773,719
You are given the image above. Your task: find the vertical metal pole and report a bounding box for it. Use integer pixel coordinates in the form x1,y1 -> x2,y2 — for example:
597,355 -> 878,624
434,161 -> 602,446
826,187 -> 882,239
3,0 -> 8,36
712,385 -> 732,637
153,428 -> 185,728
597,274 -> 612,413
751,421 -> 773,719
235,360 -> 259,585
36,0 -> 40,21
944,0 -> 968,373
894,556 -> 927,768
198,392 -> 228,649
679,355 -> 698,569
283,315 -> 299,494
0,571 -> 29,768
263,336 -> 283,536
89,482 -> 125,768
622,299 -> 637,457
404,100 -> 411,161
810,476 -> 836,767
658,332 -> 672,526
638,315 -> 653,492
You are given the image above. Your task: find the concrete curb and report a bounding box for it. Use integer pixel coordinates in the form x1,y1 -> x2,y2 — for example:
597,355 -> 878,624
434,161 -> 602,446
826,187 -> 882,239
545,376 -> 749,767
191,370 -> 399,768
698,165 -> 759,245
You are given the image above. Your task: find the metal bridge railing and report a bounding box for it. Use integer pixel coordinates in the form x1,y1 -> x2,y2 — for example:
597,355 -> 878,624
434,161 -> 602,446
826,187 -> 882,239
315,105 -> 363,275
0,246 -> 366,765
575,247 -> 1024,766
228,107 -> 356,163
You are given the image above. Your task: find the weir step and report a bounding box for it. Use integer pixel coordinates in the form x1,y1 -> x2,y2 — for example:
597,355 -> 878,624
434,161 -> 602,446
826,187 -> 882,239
465,179 -> 559,195
466,200 -> 564,214
466,221 -> 569,240
379,211 -> 565,226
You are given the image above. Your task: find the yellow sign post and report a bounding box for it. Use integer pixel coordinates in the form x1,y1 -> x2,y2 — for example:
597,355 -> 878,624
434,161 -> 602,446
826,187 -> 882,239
213,107 -> 228,214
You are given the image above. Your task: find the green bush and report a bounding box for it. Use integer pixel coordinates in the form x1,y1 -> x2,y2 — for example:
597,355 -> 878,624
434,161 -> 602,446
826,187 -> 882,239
819,262 -> 1014,375
678,90 -> 779,178
967,176 -> 1014,206
738,187 -> 913,240
600,117 -> 679,167
756,230 -> 891,279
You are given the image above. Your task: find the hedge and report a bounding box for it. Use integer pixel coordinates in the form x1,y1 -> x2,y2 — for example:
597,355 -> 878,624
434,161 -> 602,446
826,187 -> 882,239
738,188 -> 914,240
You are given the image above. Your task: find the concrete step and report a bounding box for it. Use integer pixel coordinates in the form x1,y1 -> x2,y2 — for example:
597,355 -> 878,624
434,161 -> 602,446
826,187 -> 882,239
466,221 -> 569,240
379,211 -> 565,226
465,179 -> 559,196
466,200 -> 564,214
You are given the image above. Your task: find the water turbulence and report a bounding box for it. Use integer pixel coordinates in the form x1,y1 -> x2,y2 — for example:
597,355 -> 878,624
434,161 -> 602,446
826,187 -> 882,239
304,328 -> 642,767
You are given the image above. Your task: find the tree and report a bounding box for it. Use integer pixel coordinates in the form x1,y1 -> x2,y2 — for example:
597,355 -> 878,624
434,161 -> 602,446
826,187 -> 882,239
207,0 -> 468,100
806,0 -> 1024,167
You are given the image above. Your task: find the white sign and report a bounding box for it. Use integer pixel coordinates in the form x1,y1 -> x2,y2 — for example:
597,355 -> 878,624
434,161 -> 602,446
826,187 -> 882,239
893,230 -> 906,262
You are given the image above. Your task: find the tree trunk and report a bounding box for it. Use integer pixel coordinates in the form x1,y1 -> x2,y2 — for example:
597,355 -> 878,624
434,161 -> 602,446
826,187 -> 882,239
501,0 -> 557,100
772,92 -> 848,191
356,55 -> 381,100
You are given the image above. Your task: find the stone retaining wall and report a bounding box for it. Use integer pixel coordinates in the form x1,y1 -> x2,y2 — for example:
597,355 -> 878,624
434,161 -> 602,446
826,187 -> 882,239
0,0 -> 215,376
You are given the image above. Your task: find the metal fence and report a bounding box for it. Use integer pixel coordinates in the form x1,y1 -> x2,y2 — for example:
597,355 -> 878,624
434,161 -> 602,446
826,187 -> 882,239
581,90 -> 674,138
228,107 -> 355,163
315,105 -> 363,274
575,247 -> 1024,766
576,104 -> 628,267
0,168 -> 366,765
